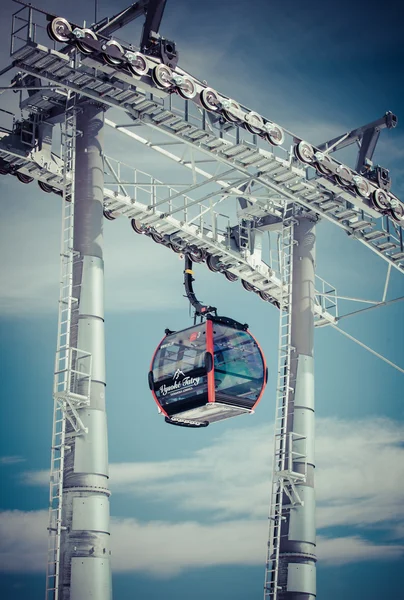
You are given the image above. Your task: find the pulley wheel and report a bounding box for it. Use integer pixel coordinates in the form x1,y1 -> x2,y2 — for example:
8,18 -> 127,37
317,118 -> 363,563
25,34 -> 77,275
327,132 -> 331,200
102,40 -> 124,66
168,242 -> 182,253
131,218 -> 145,234
187,246 -> 204,263
241,279 -> 255,292
258,291 -> 272,302
353,177 -> 370,198
206,254 -> 222,272
265,123 -> 284,146
222,99 -> 241,123
177,76 -> 197,100
38,180 -> 53,193
103,210 -> 116,221
151,231 -> 164,244
152,64 -> 173,88
76,29 -> 98,54
389,198 -> 404,223
294,141 -> 315,164
200,87 -> 220,112
315,155 -> 333,177
245,111 -> 264,135
48,17 -> 72,43
127,52 -> 148,76
224,270 -> 238,282
335,165 -> 352,187
371,189 -> 389,211
16,172 -> 33,184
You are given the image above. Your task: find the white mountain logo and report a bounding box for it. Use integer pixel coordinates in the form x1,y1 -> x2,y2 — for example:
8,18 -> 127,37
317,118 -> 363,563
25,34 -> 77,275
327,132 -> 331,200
173,368 -> 185,380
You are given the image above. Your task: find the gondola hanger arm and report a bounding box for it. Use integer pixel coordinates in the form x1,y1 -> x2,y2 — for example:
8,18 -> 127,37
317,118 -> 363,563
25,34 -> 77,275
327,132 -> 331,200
183,255 -> 216,319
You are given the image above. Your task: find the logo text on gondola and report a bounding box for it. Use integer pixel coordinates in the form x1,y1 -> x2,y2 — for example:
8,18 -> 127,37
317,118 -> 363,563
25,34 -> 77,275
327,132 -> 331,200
159,376 -> 201,396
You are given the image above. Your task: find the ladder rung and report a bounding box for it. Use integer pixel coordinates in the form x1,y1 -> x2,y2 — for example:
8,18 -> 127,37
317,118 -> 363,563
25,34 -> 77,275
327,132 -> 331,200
376,242 -> 397,251
349,219 -> 372,231
363,230 -> 385,241
336,209 -> 357,220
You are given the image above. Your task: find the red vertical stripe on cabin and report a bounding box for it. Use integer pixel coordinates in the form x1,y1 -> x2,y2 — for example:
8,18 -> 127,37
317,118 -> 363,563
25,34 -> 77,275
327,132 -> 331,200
205,319 -> 215,403
248,329 -> 267,411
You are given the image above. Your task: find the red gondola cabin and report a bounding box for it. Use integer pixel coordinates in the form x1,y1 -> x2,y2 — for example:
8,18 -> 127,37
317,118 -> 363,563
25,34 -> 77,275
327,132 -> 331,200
149,316 -> 267,427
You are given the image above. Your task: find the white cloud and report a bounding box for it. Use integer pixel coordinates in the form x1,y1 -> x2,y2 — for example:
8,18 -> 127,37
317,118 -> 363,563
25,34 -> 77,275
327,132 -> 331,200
1,510 -> 402,577
22,417 -> 404,552
0,455 -> 25,465
110,521 -> 404,575
111,517 -> 266,576
103,418 -> 404,536
0,510 -> 48,573
316,535 -> 403,565
22,470 -> 49,486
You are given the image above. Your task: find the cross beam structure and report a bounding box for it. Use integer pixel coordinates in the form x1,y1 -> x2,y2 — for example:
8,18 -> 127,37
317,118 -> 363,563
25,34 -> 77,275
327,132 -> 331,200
0,126 -> 338,326
2,41 -> 403,271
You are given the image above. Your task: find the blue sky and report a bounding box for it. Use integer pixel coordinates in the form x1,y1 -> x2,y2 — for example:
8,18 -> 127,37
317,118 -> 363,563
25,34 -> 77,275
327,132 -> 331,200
0,0 -> 404,598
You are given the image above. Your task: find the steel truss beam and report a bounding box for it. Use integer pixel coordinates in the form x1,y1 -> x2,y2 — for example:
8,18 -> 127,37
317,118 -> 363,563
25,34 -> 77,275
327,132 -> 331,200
1,23 -> 401,273
105,120 -> 404,273
0,130 -> 337,325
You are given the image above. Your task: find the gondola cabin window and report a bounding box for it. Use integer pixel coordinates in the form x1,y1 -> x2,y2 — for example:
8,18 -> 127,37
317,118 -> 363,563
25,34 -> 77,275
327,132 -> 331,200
213,324 -> 265,408
152,323 -> 208,411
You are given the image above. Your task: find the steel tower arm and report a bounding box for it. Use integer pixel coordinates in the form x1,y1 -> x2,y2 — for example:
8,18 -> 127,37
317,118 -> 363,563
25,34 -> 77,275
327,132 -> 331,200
354,126 -> 381,173
140,0 -> 168,50
92,1 -> 148,37
317,111 -> 398,172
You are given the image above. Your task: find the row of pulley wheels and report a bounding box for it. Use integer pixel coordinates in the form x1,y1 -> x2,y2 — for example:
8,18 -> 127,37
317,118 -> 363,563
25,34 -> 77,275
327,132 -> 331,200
47,17 -> 404,223
127,216 -> 281,307
0,162 -> 69,197
4,158 -> 401,284
293,141 -> 403,223
0,154 -> 278,305
46,17 -> 287,145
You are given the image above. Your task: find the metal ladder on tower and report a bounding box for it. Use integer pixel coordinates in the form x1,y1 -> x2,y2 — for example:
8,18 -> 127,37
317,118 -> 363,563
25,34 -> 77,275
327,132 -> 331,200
263,204 -> 307,599
238,218 -> 251,251
45,92 -> 92,600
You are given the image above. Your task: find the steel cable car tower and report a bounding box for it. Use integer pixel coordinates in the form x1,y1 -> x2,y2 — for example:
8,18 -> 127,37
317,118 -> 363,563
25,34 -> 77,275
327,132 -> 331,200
0,0 -> 402,598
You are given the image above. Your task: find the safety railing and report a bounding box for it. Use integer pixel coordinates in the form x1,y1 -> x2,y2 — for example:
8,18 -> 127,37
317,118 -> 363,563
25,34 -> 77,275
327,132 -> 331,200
11,2 -> 58,55
103,155 -> 232,239
314,275 -> 338,319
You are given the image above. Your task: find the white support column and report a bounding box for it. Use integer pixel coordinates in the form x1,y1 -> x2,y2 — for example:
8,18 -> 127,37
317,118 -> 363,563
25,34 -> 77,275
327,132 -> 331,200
264,212 -> 317,600
59,104 -> 112,600
278,215 -> 317,599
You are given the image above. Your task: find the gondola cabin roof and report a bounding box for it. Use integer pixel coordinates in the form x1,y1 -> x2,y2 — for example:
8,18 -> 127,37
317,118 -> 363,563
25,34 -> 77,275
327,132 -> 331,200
149,316 -> 267,427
